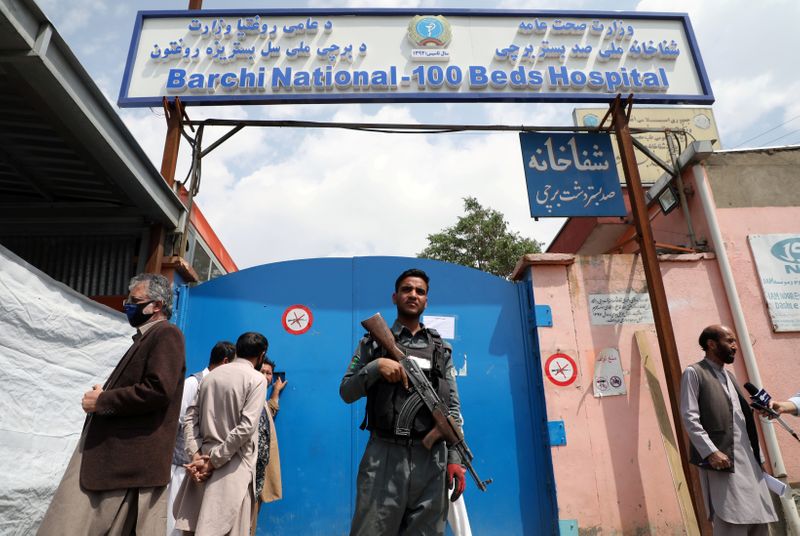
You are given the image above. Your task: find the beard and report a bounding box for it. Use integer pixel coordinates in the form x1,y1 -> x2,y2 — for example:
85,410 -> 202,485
398,302 -> 424,319
721,350 -> 735,364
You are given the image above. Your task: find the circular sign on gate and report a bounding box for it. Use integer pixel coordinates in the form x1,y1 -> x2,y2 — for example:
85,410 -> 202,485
544,353 -> 578,387
281,304 -> 313,335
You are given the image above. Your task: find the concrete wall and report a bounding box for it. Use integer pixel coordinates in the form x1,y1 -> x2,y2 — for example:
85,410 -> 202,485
655,149 -> 800,478
525,253 -> 763,534
713,204 -> 800,478
529,147 -> 800,533
706,148 -> 800,208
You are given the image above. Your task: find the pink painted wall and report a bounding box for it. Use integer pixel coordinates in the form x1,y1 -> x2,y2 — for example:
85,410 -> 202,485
637,161 -> 800,480
713,205 -> 800,478
525,253 -> 757,533
525,159 -> 800,531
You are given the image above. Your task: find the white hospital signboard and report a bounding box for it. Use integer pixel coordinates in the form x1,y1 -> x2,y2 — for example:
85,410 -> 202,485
749,234 -> 800,332
119,9 -> 712,107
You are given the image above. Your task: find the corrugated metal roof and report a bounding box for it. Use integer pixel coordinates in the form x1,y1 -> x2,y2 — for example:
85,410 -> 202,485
0,67 -> 124,205
0,0 -> 185,232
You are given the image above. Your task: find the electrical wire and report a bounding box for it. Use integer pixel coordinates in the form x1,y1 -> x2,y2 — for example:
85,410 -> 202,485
758,126 -> 800,148
732,114 -> 800,149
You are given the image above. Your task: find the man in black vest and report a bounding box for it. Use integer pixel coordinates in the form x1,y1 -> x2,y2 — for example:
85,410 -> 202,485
680,325 -> 777,534
340,268 -> 466,536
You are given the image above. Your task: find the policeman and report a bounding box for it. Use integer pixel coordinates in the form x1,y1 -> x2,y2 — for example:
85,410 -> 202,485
340,268 -> 466,536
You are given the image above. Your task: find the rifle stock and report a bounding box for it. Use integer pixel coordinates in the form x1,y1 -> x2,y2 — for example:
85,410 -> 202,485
361,313 -> 406,361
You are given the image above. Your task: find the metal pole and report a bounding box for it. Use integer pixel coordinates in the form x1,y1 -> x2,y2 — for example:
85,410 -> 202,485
159,96 -> 183,188
183,117 -> 681,135
146,0 -> 202,275
145,97 -> 184,274
610,96 -> 710,535
666,132 -> 698,249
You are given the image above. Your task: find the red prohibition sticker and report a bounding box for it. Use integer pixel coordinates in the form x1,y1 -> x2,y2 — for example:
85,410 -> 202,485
281,304 -> 313,335
544,353 -> 578,387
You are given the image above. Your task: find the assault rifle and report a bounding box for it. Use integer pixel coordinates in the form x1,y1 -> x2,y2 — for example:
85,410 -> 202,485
361,313 -> 492,495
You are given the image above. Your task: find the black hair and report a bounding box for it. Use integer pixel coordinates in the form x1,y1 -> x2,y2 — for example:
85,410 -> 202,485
394,268 -> 430,292
262,357 -> 276,371
699,326 -> 724,351
208,341 -> 235,367
236,332 -> 269,359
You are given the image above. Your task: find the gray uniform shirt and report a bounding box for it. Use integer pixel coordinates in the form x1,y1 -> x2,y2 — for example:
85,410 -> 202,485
340,319 -> 463,464
680,358 -> 777,524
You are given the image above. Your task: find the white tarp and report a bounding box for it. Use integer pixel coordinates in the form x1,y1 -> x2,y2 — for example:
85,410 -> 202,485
0,243 -> 133,535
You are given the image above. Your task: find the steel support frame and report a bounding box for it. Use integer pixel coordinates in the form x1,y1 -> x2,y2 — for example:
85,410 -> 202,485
154,90 -> 709,532
609,94 -> 709,534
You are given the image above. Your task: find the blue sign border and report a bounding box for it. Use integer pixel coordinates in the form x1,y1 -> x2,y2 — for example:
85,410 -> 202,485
519,132 -> 627,218
118,8 -> 713,108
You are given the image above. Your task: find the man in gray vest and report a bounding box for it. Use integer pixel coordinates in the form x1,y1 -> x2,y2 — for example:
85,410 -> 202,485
680,325 -> 777,534
167,340 -> 235,535
340,268 -> 466,536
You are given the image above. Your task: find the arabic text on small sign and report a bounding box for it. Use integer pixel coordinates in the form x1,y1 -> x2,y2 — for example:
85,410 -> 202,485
519,132 -> 626,218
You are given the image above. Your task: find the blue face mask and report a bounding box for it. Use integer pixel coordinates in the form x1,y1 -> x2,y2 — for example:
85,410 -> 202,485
123,301 -> 154,328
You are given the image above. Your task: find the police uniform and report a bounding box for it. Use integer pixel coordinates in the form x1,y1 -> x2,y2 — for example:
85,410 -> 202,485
340,320 -> 462,536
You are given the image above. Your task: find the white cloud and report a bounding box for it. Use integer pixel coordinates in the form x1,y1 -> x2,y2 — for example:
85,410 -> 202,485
38,0 -> 107,34
191,105 -> 559,268
636,0 -> 800,146
712,74 -> 800,146
41,0 -> 800,267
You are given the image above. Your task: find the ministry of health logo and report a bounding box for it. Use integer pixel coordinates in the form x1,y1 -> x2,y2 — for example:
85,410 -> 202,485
407,15 -> 452,47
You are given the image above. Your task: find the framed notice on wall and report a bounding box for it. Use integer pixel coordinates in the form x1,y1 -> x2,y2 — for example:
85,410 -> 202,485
749,234 -> 800,332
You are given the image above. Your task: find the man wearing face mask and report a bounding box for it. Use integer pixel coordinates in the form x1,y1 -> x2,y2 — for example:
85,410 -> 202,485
173,332 -> 268,536
38,273 -> 186,535
680,325 -> 777,535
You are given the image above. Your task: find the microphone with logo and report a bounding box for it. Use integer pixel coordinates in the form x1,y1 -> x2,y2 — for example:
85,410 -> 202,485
744,382 -> 800,442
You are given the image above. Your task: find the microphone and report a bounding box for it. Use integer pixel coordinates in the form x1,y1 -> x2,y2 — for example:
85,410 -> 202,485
744,382 -> 800,442
744,382 -> 779,417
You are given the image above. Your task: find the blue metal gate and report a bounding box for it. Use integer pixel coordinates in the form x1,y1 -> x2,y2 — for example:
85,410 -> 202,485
174,256 -> 557,535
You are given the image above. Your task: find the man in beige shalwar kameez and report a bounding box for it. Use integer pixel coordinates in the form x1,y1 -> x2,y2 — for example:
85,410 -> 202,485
173,332 -> 268,536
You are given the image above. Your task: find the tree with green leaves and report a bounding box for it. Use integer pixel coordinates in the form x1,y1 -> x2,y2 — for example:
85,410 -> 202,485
417,196 -> 542,278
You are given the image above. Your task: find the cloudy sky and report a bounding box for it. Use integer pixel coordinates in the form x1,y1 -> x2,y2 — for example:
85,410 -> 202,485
37,0 -> 800,269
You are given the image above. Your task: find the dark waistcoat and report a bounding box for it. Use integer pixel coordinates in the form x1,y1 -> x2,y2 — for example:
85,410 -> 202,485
688,359 -> 760,472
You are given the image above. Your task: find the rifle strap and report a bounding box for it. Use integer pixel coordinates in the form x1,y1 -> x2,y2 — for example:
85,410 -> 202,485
360,334 -> 383,431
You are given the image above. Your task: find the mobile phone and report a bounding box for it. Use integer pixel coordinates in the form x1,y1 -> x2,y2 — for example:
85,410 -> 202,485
274,371 -> 286,383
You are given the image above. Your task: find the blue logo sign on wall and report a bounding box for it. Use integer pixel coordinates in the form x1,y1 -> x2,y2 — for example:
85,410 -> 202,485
519,132 -> 626,218
770,237 -> 800,265
407,15 -> 452,47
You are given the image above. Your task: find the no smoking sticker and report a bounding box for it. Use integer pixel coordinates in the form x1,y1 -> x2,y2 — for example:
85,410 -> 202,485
544,353 -> 578,387
282,304 -> 313,335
